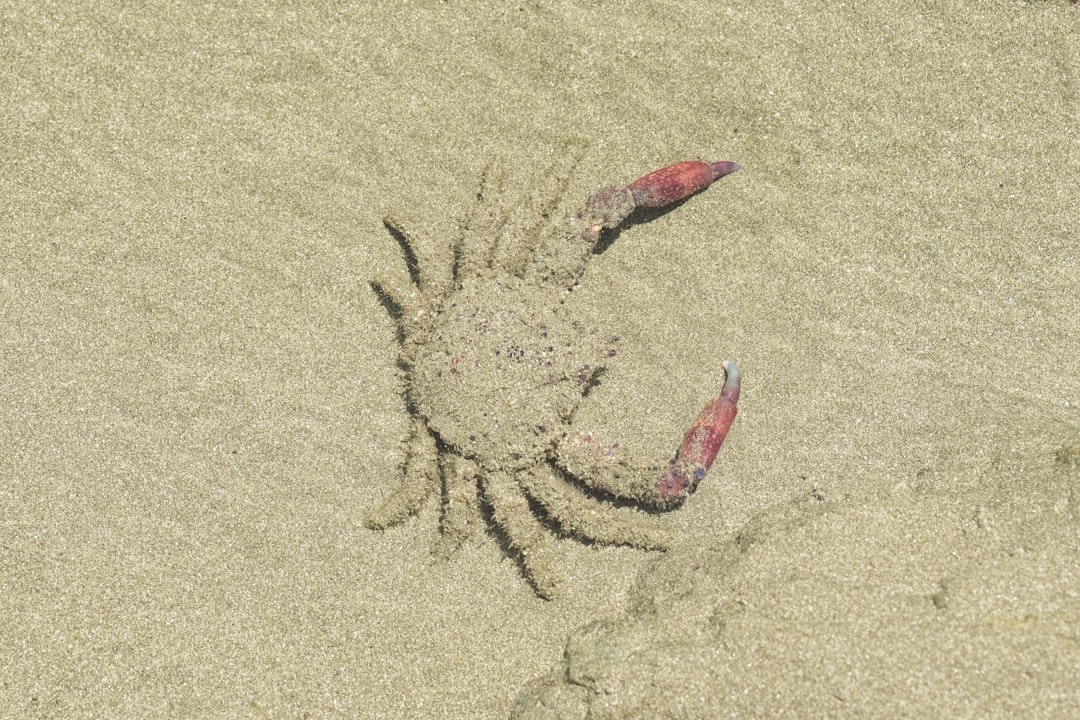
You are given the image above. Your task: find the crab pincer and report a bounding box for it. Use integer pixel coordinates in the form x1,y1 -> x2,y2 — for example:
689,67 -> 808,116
578,159 -> 740,255
655,361 -> 741,507
627,160 -> 740,208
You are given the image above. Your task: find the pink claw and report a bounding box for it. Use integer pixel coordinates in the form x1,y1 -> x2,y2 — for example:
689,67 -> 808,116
627,160 -> 740,208
655,361 -> 740,507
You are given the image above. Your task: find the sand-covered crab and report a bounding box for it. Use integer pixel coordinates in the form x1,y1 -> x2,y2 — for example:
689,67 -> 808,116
367,156 -> 740,597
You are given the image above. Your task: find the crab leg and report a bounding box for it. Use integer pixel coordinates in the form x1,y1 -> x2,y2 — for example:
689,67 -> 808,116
480,470 -> 561,599
655,361 -> 741,508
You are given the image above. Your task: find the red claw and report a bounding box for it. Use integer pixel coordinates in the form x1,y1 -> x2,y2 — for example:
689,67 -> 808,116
656,361 -> 740,507
627,160 -> 740,208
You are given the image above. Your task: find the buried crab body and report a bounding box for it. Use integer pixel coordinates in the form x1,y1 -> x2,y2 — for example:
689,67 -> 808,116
367,158 -> 740,598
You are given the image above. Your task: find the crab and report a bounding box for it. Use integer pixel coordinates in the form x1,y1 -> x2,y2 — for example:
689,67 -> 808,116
366,156 -> 741,598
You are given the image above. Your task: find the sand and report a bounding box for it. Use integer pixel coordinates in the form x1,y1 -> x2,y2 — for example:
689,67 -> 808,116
2,1 -> 1078,718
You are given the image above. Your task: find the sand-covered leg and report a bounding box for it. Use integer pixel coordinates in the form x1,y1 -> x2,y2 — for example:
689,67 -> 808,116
479,470 -> 561,599
382,214 -> 454,298
364,418 -> 440,529
518,465 -> 676,549
493,147 -> 586,276
454,162 -> 509,281
371,215 -> 451,365
433,454 -> 482,560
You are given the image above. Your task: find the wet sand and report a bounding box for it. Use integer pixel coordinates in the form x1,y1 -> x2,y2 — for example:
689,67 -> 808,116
2,1 -> 1078,717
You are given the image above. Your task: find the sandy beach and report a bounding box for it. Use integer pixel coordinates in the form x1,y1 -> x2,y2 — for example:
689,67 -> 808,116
2,1 -> 1078,717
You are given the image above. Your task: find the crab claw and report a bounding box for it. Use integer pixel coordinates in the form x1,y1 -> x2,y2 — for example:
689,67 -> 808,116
655,361 -> 741,507
627,160 -> 740,208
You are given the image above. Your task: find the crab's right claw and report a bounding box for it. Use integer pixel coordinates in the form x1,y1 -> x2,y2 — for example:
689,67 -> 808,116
655,361 -> 740,507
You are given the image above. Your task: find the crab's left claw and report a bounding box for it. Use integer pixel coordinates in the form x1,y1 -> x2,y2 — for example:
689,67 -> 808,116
627,160 -> 740,208
655,361 -> 741,507
532,159 -> 740,289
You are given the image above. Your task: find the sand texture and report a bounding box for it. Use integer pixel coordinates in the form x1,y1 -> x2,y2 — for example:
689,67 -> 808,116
2,1 -> 1078,718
